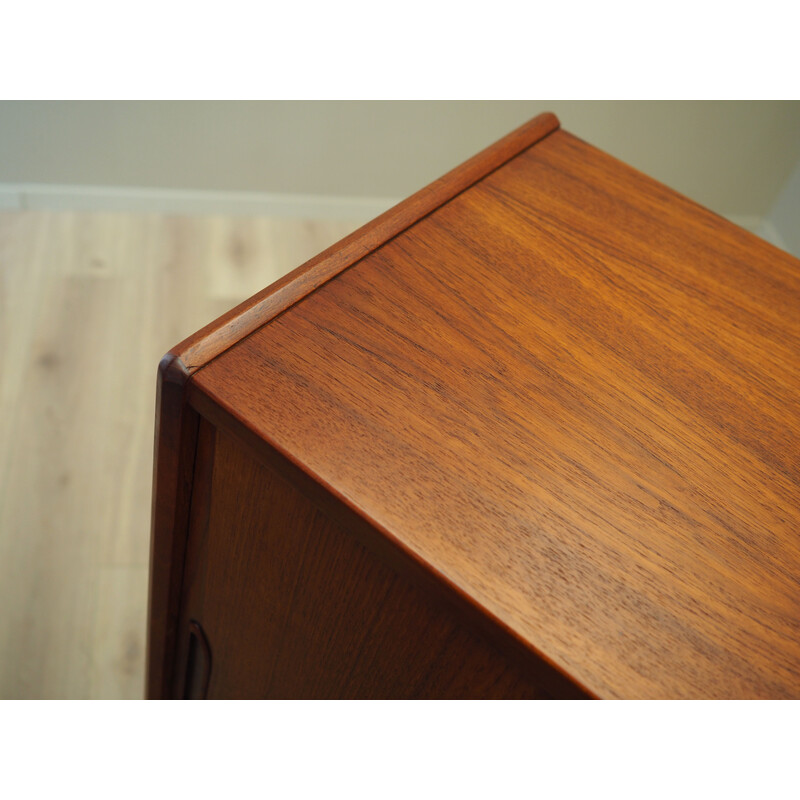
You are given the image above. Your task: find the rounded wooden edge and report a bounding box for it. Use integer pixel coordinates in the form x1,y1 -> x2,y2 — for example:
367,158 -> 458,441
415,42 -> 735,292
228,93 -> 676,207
146,352 -> 197,698
158,351 -> 190,386
171,112 -> 561,374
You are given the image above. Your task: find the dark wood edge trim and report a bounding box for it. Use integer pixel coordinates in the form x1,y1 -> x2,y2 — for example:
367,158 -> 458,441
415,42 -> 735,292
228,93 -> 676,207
170,112 -> 560,374
145,353 -> 200,699
186,381 -> 595,700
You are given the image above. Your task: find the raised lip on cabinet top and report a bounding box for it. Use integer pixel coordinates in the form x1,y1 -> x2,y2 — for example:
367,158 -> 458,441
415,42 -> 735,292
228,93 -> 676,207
159,112 -> 561,382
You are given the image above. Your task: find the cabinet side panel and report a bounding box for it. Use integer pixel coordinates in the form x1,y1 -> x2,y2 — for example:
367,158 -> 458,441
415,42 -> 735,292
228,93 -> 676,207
179,426 -> 561,699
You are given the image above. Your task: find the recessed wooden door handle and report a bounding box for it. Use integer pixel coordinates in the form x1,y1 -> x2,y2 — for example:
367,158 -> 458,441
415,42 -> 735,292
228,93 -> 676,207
183,620 -> 212,700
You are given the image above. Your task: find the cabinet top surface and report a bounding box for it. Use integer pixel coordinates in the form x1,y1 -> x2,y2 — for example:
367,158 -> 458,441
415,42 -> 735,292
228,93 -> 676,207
190,126 -> 800,698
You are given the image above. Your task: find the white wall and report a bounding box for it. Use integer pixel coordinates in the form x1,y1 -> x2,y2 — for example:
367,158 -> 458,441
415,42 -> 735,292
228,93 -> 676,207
765,157 -> 800,257
1,101 -> 799,224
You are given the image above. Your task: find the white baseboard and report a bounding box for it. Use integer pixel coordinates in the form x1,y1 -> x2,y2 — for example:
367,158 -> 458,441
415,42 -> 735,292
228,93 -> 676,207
0,185 -> 22,210
0,183 -> 401,220
3,185 -> 794,258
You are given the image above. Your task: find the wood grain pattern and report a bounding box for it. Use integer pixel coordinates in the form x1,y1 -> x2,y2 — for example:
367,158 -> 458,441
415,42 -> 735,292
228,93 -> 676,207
181,389 -> 588,698
175,424 -> 559,699
189,129 -> 800,698
170,113 -> 559,372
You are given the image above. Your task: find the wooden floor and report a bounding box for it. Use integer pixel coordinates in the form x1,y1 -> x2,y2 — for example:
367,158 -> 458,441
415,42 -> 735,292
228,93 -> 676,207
0,210 -> 365,698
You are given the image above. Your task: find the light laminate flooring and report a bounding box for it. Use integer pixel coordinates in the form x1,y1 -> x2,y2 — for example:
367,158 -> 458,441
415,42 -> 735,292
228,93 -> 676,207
0,211 -> 366,699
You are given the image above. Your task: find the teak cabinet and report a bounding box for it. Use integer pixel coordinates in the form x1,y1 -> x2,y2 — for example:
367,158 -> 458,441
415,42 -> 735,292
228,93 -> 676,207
147,113 -> 800,699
